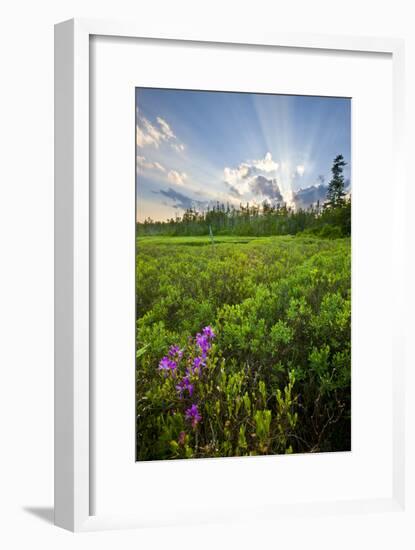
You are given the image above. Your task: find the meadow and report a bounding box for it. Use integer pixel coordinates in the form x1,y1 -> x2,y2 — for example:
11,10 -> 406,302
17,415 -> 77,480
136,233 -> 351,460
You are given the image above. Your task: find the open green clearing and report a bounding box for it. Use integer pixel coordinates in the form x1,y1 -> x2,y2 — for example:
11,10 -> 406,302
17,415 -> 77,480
136,235 -> 351,460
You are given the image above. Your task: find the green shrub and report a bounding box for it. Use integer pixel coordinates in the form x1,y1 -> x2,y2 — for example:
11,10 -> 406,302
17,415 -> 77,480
136,235 -> 351,459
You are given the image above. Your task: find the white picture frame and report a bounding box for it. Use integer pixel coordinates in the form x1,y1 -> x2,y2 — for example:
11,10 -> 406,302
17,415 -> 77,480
54,18 -> 406,532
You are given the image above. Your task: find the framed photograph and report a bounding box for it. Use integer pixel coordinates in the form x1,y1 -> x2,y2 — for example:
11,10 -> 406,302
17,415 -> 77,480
54,19 -> 406,531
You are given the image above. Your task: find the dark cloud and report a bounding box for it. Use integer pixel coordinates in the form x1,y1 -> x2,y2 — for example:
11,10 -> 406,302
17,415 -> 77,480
223,181 -> 242,197
158,187 -> 205,210
292,184 -> 328,209
249,175 -> 284,202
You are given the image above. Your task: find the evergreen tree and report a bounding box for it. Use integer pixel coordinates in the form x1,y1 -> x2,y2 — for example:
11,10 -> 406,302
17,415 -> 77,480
326,154 -> 347,207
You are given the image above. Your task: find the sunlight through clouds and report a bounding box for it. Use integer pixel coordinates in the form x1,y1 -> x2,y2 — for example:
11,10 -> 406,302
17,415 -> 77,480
296,164 -> 305,176
224,152 -> 285,204
135,88 -> 351,221
253,152 -> 279,173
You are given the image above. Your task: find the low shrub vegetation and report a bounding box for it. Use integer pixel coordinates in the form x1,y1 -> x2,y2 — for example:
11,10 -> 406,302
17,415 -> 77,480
136,235 -> 351,460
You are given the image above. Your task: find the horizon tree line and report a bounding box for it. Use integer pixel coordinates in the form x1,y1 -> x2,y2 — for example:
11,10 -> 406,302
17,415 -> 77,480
137,155 -> 350,238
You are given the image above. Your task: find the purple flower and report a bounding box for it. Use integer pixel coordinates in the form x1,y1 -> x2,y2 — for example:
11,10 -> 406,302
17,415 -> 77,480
168,345 -> 183,359
185,404 -> 202,428
158,356 -> 177,374
196,333 -> 210,355
191,355 -> 205,375
175,376 -> 194,398
158,356 -> 170,370
202,326 -> 216,340
195,326 -> 215,357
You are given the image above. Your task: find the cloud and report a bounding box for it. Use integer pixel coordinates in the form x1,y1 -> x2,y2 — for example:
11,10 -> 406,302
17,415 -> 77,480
292,184 -> 328,209
224,152 -> 283,202
136,155 -> 166,173
167,170 -> 187,186
158,187 -> 205,210
137,155 -> 192,196
156,117 -> 176,139
296,165 -> 305,176
153,162 -> 166,172
136,115 -> 185,153
252,152 -> 279,173
225,183 -> 242,198
171,143 -> 186,153
250,175 -> 283,201
224,164 -> 251,195
223,153 -> 278,188
136,119 -> 163,148
224,164 -> 250,182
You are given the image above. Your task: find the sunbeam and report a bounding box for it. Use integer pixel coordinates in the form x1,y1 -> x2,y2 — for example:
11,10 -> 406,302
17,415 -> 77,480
135,88 -> 350,221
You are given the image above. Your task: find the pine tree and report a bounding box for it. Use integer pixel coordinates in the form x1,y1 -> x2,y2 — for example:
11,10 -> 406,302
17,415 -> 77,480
326,154 -> 347,208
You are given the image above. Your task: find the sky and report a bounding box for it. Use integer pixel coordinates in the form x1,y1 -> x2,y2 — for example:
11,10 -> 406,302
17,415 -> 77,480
136,88 -> 351,222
